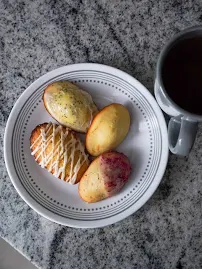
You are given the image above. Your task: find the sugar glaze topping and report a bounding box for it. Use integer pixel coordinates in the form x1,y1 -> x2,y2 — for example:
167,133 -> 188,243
30,123 -> 88,184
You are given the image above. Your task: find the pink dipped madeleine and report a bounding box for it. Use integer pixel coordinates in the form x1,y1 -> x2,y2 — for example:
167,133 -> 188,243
100,151 -> 131,197
79,151 -> 131,203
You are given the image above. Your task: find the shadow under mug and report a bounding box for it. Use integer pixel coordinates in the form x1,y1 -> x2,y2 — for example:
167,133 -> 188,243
155,26 -> 202,156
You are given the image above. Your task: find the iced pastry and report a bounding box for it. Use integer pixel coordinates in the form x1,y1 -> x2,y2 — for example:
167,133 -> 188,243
79,151 -> 131,202
30,122 -> 89,184
43,81 -> 98,133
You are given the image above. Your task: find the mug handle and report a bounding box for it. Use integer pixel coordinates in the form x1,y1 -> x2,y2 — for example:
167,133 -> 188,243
168,115 -> 198,156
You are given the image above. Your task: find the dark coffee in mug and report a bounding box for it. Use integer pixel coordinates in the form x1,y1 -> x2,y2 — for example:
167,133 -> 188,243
162,36 -> 202,115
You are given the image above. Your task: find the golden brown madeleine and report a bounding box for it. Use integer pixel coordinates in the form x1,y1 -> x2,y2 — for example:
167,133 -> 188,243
43,81 -> 98,133
79,151 -> 131,202
30,122 -> 89,184
86,103 -> 130,156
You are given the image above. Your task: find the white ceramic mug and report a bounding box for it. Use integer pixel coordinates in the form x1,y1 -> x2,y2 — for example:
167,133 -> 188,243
155,26 -> 202,156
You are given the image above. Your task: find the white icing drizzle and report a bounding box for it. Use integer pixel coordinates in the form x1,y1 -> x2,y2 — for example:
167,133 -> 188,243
30,123 -> 89,184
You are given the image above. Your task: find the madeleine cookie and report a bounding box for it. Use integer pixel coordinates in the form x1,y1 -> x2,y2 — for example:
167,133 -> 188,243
86,103 -> 130,156
30,122 -> 89,184
79,151 -> 131,202
43,81 -> 98,133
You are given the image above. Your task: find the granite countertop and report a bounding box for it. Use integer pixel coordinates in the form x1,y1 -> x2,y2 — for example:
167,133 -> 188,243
0,1 -> 202,269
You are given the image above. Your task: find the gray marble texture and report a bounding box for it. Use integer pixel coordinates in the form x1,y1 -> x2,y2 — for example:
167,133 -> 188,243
0,0 -> 202,268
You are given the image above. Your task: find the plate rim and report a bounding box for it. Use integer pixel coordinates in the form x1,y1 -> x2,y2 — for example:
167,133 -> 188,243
4,63 -> 168,228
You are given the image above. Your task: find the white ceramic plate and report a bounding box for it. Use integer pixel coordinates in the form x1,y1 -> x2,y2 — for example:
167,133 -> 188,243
4,63 -> 168,228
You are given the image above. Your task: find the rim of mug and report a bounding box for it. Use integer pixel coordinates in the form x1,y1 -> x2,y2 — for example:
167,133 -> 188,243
156,25 -> 202,121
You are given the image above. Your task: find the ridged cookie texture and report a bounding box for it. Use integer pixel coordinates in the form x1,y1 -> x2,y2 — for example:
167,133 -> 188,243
30,122 -> 89,184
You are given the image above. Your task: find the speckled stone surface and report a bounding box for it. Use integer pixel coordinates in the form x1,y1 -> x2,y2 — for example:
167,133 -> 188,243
0,1 -> 202,269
